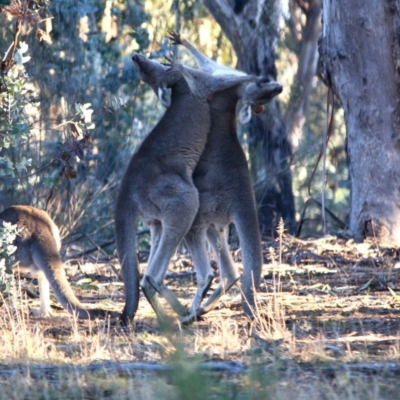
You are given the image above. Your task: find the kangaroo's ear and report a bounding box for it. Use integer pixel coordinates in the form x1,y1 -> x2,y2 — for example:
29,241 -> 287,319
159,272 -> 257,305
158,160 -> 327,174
157,85 -> 171,108
239,104 -> 252,125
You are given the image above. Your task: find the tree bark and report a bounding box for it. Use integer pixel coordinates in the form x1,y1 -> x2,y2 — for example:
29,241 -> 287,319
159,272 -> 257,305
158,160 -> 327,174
285,0 -> 322,152
319,0 -> 400,246
204,0 -> 297,236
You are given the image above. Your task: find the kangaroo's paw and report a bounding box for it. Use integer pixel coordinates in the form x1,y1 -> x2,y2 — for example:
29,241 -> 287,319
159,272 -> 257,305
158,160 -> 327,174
166,30 -> 182,45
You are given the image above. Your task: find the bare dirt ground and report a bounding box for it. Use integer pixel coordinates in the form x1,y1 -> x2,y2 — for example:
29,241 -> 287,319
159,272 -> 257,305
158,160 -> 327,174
96,233 -> 400,364
2,234 -> 400,398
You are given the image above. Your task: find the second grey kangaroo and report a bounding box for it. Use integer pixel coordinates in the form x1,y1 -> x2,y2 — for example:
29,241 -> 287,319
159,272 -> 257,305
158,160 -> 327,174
168,33 -> 283,323
116,54 -> 254,325
0,205 -> 114,319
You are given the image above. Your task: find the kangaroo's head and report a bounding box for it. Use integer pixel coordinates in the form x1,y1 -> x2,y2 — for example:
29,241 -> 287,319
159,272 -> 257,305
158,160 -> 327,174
132,53 -> 183,108
167,33 -> 283,123
133,52 -> 258,111
238,78 -> 283,124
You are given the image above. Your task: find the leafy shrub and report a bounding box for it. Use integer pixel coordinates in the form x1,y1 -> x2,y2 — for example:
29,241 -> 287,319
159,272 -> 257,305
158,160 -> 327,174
0,220 -> 19,291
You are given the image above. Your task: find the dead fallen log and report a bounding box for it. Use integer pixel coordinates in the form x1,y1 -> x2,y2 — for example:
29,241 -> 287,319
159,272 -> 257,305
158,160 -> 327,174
320,361 -> 400,375
0,360 -> 247,381
0,360 -> 399,384
294,361 -> 400,378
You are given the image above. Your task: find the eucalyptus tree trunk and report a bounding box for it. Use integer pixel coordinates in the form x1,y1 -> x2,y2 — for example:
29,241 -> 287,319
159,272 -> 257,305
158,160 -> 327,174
319,0 -> 400,245
204,0 -> 296,236
286,0 -> 321,152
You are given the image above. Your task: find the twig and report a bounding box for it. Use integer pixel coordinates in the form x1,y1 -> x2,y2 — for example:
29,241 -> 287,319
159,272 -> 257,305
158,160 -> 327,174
69,239 -> 115,259
165,271 -> 196,280
296,197 -> 346,237
1,18 -> 21,69
297,88 -> 336,237
20,286 -> 39,299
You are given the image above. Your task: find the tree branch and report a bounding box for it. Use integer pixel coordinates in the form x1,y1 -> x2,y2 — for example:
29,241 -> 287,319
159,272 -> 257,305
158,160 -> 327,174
285,0 -> 321,152
203,0 -> 241,55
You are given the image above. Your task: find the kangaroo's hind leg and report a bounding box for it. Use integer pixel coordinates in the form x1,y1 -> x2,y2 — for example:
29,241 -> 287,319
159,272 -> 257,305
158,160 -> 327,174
147,221 -> 162,267
183,224 -> 214,322
37,270 -> 52,317
197,225 -> 240,316
141,182 -> 199,321
28,264 -> 52,317
182,224 -> 240,324
141,225 -> 191,319
139,221 -> 171,321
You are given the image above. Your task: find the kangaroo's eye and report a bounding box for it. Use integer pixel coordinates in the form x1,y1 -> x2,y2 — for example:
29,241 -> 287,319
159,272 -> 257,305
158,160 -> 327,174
258,77 -> 271,85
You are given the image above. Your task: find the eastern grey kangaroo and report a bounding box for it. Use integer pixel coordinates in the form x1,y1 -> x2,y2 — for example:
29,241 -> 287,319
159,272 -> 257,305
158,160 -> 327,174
116,54 -> 255,325
168,32 -> 283,323
0,205 -> 113,319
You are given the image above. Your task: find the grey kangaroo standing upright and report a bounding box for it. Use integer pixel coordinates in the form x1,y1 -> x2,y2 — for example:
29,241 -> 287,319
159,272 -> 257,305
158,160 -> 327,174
0,205 -> 113,319
168,33 -> 283,323
115,54 -> 254,325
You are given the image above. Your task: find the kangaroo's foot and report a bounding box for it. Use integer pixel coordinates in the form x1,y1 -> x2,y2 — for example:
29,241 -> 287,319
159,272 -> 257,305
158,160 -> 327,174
198,275 -> 240,316
181,274 -> 214,326
181,273 -> 214,325
141,275 -> 189,319
181,275 -> 240,325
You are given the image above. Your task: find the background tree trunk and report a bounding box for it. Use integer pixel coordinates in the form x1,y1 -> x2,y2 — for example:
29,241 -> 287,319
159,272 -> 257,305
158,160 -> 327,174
204,0 -> 297,236
285,0 -> 321,152
319,0 -> 400,245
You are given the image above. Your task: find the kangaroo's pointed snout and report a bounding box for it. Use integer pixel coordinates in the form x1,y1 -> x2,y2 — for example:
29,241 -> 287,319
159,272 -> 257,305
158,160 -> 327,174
267,82 -> 283,95
132,53 -> 142,63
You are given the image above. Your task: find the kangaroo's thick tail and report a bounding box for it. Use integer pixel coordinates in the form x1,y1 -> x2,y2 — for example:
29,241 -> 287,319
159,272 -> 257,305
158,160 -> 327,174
234,202 -> 263,319
32,245 -> 114,320
115,199 -> 140,326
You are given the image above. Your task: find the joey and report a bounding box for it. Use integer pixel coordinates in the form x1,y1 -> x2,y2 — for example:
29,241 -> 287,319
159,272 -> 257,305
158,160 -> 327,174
0,205 -> 114,319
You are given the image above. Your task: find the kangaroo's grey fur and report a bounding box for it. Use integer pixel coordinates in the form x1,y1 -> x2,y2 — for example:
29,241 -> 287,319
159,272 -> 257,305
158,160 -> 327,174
0,205 -> 114,319
116,54 -> 255,325
168,33 -> 283,323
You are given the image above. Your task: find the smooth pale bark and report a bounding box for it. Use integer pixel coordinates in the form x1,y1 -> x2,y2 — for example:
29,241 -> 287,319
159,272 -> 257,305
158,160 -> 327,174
319,1 -> 400,245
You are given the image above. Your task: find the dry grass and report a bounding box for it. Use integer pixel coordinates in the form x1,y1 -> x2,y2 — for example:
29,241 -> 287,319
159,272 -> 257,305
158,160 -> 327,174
1,234 -> 400,398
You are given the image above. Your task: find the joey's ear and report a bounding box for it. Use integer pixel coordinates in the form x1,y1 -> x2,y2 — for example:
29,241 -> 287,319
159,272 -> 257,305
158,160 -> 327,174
239,104 -> 252,125
157,85 -> 171,108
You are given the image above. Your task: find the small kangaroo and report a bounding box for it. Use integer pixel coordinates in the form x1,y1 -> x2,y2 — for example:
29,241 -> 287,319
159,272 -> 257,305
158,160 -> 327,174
168,33 -> 283,323
0,205 -> 113,319
116,54 -> 254,325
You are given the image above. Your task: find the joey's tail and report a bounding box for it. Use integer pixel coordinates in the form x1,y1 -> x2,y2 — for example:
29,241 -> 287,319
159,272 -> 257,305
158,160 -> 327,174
234,203 -> 263,319
31,245 -> 113,319
115,201 -> 140,326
